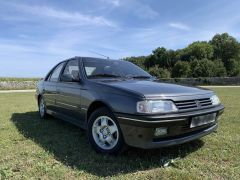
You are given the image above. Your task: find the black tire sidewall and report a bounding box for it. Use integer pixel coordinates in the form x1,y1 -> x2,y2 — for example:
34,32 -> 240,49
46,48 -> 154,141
87,107 -> 124,154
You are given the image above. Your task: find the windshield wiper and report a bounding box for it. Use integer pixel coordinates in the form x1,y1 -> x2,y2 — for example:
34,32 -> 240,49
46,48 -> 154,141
88,74 -> 121,78
127,76 -> 152,79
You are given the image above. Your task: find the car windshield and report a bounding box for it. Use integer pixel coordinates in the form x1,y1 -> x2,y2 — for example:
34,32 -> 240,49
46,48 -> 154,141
83,59 -> 152,79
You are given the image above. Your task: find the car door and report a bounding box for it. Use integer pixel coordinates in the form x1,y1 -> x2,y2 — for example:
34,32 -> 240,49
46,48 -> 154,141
55,59 -> 84,125
43,62 -> 65,112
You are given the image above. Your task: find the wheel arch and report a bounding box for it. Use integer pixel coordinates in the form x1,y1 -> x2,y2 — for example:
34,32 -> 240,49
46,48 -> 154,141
86,100 -> 115,121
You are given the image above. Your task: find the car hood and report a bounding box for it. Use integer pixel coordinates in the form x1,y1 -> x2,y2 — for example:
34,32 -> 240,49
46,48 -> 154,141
97,79 -> 213,98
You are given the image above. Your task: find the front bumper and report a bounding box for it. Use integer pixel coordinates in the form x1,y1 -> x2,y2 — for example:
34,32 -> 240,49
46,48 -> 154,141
115,104 -> 224,149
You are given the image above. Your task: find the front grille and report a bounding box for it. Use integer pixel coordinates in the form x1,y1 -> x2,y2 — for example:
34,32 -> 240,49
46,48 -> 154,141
199,98 -> 212,107
174,98 -> 212,110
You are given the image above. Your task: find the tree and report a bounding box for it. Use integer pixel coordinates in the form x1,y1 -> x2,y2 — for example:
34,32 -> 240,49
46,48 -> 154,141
125,56 -> 147,70
213,60 -> 227,77
144,54 -> 156,69
226,58 -> 240,76
190,59 -> 215,77
180,41 -> 214,61
172,61 -> 191,78
148,65 -> 170,78
125,33 -> 240,78
210,33 -> 240,64
190,60 -> 202,77
147,47 -> 178,70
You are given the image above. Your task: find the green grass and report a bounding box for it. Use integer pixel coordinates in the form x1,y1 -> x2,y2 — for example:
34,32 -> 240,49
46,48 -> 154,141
0,88 -> 239,179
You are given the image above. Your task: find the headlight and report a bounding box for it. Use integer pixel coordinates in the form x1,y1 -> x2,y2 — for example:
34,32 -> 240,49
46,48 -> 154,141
137,100 -> 178,114
210,95 -> 220,105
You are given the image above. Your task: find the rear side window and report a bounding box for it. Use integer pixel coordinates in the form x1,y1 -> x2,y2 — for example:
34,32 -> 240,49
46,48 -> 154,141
49,63 -> 64,82
62,60 -> 79,77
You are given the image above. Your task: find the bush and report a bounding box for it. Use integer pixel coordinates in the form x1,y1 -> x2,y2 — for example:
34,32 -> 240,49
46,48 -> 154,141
213,60 -> 227,77
190,60 -> 201,77
148,65 -> 170,78
172,61 -> 190,78
225,58 -> 240,76
190,59 -> 215,77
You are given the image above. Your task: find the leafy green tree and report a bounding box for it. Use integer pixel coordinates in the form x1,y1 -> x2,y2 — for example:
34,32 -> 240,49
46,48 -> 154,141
145,47 -> 178,70
226,58 -> 240,76
210,33 -> 240,64
153,47 -> 178,69
124,56 -> 147,70
144,54 -> 156,69
213,60 -> 227,77
190,59 -> 215,77
180,41 -> 214,61
148,65 -> 170,78
125,33 -> 240,78
172,61 -> 191,78
190,60 -> 201,77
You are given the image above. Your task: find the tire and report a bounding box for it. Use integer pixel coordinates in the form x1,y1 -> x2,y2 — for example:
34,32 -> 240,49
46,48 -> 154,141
38,97 -> 47,119
87,107 -> 125,155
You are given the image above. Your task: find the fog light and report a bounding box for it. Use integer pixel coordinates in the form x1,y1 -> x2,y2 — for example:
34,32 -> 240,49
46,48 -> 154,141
154,127 -> 168,136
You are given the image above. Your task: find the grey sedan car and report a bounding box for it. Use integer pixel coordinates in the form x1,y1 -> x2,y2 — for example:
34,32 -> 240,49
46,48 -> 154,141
36,57 -> 224,154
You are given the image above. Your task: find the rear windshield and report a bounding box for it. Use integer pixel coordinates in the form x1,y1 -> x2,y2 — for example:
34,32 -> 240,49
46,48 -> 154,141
83,59 -> 151,78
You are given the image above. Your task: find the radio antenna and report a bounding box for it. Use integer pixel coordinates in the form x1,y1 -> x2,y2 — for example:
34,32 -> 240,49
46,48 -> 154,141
89,50 -> 109,59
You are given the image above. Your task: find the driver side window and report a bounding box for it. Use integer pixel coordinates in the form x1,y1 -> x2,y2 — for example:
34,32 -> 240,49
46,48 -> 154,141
49,62 -> 64,82
61,60 -> 80,82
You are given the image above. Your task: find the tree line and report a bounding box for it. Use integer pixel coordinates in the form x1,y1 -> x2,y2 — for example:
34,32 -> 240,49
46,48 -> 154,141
125,33 -> 240,78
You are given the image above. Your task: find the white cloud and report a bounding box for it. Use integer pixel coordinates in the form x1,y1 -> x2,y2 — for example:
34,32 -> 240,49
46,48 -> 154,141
12,4 -> 116,27
169,22 -> 190,31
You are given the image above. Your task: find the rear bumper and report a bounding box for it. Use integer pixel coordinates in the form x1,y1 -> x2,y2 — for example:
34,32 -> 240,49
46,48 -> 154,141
115,104 -> 224,149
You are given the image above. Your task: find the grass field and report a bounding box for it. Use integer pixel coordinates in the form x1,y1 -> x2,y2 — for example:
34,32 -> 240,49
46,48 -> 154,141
0,88 -> 239,179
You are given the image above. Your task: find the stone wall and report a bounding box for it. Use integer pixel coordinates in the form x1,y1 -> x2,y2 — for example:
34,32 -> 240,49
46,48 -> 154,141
0,81 -> 37,90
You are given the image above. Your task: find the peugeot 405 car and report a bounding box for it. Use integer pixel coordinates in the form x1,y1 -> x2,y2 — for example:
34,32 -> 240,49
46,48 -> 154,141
36,57 -> 224,154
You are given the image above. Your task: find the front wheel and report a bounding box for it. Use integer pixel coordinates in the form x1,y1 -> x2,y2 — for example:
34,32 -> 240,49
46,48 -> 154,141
38,97 -> 47,119
87,107 -> 125,154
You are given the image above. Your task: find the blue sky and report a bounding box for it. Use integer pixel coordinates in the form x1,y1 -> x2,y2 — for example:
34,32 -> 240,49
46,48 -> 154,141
0,0 -> 240,77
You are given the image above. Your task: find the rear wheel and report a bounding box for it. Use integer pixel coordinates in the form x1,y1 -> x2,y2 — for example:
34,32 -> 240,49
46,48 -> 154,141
38,97 -> 47,119
88,107 -> 125,154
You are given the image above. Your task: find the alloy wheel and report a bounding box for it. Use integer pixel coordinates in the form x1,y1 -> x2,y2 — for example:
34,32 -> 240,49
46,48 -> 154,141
91,116 -> 119,150
39,98 -> 45,118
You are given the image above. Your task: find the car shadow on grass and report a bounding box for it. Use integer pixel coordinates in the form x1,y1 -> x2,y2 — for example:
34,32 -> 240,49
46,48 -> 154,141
11,111 -> 204,177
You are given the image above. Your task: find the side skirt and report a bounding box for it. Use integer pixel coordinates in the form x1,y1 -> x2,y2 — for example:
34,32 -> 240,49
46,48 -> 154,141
46,109 -> 87,130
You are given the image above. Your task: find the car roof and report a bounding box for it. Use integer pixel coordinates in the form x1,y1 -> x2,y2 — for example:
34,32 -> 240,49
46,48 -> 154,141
57,56 -> 122,65
61,56 -> 122,62
76,56 -> 120,61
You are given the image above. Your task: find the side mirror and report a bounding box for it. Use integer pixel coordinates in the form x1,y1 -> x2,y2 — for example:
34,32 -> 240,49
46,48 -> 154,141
60,74 -> 72,82
71,70 -> 80,82
60,72 -> 80,82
